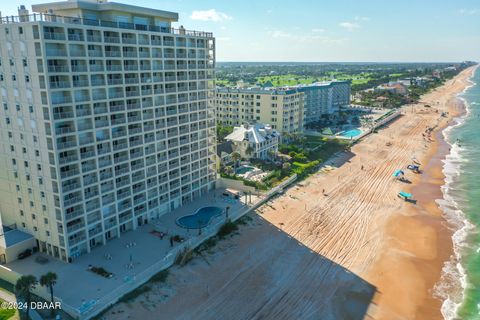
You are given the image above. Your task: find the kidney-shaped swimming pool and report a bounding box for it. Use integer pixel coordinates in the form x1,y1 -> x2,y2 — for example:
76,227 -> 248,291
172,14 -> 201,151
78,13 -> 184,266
176,206 -> 223,229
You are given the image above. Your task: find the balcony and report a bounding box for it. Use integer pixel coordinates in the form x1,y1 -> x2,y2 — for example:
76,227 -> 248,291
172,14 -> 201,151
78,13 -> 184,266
44,32 -> 65,40
47,65 -> 69,73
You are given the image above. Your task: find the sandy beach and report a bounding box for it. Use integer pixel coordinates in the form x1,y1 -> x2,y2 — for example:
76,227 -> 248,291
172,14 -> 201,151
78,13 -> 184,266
104,66 -> 476,320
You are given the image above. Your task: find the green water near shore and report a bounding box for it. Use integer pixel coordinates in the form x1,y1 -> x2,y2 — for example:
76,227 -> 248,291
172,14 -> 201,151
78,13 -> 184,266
440,67 -> 480,319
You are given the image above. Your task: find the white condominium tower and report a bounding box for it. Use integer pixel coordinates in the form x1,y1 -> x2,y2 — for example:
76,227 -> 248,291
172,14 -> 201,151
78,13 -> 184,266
0,0 -> 216,263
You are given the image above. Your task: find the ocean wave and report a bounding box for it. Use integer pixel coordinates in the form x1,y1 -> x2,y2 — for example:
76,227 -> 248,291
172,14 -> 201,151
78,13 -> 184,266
434,146 -> 474,320
435,69 -> 478,320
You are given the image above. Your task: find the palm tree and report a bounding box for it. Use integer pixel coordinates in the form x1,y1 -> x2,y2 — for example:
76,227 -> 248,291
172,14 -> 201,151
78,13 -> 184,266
15,275 -> 37,320
231,152 -> 241,173
40,272 -> 57,316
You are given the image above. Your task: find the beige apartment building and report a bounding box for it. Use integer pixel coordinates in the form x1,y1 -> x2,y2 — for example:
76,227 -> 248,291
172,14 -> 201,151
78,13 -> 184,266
0,0 -> 216,263
215,88 -> 304,134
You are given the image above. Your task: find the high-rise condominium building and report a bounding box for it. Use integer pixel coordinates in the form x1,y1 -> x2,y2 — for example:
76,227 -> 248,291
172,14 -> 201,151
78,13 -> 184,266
215,88 -> 304,134
0,0 -> 216,263
296,81 -> 351,124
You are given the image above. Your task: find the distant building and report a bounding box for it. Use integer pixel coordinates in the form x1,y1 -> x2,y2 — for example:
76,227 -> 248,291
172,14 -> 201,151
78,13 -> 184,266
225,123 -> 280,160
375,82 -> 408,95
215,87 -> 304,134
215,80 -> 351,132
295,81 -> 351,124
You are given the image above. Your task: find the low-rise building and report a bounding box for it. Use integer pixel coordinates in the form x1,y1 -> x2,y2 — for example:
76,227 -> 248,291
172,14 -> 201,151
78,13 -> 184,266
375,82 -> 408,95
225,123 -> 280,160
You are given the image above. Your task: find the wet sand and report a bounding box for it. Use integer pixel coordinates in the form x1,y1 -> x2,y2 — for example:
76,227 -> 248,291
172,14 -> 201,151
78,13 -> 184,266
105,66 -> 477,320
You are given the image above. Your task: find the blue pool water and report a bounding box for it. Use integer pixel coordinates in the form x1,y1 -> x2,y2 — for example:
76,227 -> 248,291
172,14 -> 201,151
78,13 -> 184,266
176,206 -> 223,229
340,128 -> 362,138
236,166 -> 254,174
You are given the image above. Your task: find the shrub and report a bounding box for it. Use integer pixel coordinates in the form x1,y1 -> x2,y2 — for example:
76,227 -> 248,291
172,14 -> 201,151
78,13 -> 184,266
118,285 -> 151,303
217,220 -> 238,239
175,248 -> 194,266
149,270 -> 169,283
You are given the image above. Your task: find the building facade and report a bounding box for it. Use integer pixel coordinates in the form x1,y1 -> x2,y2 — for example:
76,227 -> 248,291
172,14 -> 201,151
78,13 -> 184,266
0,1 -> 216,262
215,88 -> 304,134
225,123 -> 280,160
297,81 -> 351,124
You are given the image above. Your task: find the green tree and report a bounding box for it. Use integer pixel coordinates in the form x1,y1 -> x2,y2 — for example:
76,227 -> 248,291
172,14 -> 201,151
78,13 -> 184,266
231,152 -> 241,173
15,275 -> 37,320
40,272 -> 57,317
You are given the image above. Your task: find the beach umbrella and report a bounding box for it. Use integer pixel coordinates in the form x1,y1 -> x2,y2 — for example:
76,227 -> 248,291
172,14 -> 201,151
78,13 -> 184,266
393,169 -> 404,177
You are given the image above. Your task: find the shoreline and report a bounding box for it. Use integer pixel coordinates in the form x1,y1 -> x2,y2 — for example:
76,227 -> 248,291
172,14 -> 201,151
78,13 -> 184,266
365,66 -> 477,320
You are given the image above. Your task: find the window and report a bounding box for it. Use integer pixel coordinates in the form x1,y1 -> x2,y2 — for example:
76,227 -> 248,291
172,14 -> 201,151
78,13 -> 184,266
16,185 -> 20,191
40,191 -> 45,198
0,75 -> 3,81
30,201 -> 34,208
20,210 -> 24,216
39,177 -> 43,185
10,145 -> 14,152
44,218 -> 48,224
12,75 -> 16,81
6,118 -> 10,125
34,227 -> 38,231
16,104 -> 20,111
12,159 -> 16,165
17,198 -> 22,204
9,59 -> 14,66
22,147 -> 27,154
29,106 -> 34,113
46,231 -> 50,236
35,150 -> 40,156
22,223 -> 25,228
19,27 -> 23,34
24,161 -> 28,167
37,164 -> 42,171
22,58 -> 27,67
25,75 -> 30,82
33,136 -> 38,142
8,132 -> 12,138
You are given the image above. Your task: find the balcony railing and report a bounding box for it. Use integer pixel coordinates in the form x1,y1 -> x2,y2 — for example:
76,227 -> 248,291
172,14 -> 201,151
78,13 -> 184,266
1,13 -> 213,38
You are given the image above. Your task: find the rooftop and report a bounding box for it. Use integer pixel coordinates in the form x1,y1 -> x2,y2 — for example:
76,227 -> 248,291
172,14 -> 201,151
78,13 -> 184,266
31,0 -> 179,22
216,80 -> 350,94
226,123 -> 280,144
1,227 -> 33,247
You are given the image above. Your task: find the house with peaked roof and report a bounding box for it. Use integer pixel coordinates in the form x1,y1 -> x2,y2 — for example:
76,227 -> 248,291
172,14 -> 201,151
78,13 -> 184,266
225,123 -> 280,160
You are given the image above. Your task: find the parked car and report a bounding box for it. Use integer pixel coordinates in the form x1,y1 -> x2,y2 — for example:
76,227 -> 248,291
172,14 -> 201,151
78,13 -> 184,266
18,249 -> 32,260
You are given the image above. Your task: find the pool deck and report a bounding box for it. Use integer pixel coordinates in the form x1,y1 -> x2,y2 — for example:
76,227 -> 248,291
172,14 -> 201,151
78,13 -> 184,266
4,189 -> 261,316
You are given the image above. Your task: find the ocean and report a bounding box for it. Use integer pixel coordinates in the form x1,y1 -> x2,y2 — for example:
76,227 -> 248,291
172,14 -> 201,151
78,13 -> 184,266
434,66 -> 480,320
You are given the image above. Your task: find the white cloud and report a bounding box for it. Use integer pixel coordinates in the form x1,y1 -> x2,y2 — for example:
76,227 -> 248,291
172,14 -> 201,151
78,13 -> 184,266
459,8 -> 478,15
312,28 -> 326,33
190,9 -> 232,22
339,22 -> 360,31
216,37 -> 231,41
266,29 -> 346,46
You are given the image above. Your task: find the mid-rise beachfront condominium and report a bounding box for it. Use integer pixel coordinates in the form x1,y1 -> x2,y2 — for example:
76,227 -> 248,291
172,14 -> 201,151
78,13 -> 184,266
296,81 -> 351,124
0,0 -> 216,263
215,88 -> 304,134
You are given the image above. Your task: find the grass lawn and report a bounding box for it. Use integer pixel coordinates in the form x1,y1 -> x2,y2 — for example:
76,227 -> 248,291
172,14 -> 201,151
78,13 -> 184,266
0,299 -> 18,320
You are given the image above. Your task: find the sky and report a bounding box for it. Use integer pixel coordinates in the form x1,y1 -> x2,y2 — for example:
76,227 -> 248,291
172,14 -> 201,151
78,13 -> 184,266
2,0 -> 480,62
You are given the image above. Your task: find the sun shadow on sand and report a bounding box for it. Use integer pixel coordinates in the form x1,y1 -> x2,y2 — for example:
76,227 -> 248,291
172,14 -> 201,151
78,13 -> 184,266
151,214 -> 378,320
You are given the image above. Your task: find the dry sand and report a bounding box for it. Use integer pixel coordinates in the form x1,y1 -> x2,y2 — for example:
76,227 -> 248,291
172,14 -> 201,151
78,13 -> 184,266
105,66 -> 476,320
